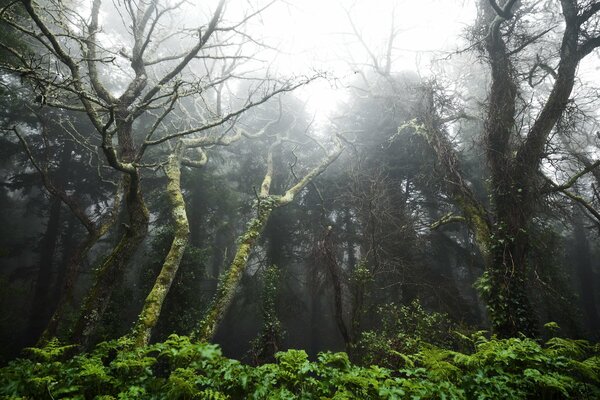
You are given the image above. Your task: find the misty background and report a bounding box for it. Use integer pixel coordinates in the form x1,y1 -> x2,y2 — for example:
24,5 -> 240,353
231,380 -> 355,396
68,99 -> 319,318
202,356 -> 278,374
1,0 -> 599,365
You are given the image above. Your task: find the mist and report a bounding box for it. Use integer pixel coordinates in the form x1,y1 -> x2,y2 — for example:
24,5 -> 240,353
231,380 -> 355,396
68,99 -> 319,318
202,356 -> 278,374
1,0 -> 600,398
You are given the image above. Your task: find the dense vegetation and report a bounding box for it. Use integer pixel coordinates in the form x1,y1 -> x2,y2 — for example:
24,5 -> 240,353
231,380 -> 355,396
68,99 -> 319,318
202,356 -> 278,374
2,328 -> 599,399
1,0 -> 600,397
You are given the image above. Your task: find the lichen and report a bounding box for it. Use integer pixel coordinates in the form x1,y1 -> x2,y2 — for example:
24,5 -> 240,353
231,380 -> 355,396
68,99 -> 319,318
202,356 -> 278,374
129,150 -> 189,347
195,204 -> 274,342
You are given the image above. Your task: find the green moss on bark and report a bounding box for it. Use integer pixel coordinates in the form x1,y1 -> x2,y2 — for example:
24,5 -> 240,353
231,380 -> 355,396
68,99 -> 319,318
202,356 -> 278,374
195,201 -> 275,342
131,144 -> 190,347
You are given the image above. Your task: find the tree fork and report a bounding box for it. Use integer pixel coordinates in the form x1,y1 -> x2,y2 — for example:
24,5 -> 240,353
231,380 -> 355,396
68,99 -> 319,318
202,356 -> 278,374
194,135 -> 344,342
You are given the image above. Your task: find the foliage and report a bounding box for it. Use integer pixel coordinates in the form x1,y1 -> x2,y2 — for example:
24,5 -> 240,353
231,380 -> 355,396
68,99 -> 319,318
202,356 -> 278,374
353,300 -> 462,367
249,264 -> 285,365
2,331 -> 599,399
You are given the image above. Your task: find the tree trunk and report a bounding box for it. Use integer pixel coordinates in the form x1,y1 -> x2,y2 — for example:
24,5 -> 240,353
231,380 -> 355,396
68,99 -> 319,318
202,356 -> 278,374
193,136 -> 343,342
52,215 -> 76,308
71,172 -> 149,350
130,142 -> 189,347
320,227 -> 352,348
194,204 -> 274,342
25,195 -> 62,346
485,225 -> 536,337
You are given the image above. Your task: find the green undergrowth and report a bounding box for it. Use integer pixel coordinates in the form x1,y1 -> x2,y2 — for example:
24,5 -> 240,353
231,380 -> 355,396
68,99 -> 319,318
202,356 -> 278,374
1,332 -> 599,399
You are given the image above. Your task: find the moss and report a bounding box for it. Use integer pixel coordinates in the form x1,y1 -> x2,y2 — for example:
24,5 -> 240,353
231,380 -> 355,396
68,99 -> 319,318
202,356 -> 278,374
195,202 -> 275,342
130,147 -> 190,347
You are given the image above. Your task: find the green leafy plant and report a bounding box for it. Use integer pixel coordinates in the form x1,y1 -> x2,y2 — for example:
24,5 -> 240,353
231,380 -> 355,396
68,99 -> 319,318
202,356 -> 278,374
353,299 -> 462,367
1,331 -> 599,399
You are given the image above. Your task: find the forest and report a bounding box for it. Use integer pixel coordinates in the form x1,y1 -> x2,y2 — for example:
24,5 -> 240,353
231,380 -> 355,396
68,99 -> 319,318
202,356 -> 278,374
0,0 -> 600,398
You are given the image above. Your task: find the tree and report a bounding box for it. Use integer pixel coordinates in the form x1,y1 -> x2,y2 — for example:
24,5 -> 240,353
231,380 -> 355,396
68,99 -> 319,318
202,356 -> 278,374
194,129 -> 344,342
417,0 -> 600,336
1,0 -> 317,349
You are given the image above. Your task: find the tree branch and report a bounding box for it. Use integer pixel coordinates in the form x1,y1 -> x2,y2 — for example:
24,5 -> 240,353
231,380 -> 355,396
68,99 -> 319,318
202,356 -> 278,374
542,160 -> 600,193
430,213 -> 467,230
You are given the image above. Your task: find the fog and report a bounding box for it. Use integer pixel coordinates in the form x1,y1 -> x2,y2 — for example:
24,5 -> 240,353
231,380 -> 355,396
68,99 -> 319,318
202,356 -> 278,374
1,0 -> 599,378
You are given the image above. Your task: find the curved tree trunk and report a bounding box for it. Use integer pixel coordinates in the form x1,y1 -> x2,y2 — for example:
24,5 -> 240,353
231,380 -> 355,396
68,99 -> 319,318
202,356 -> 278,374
195,135 -> 343,342
71,172 -> 149,350
130,142 -> 190,347
194,205 -> 273,342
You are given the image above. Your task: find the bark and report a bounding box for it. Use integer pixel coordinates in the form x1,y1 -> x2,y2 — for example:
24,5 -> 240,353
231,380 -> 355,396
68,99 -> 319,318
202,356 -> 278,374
130,141 -> 190,347
195,203 -> 274,342
480,0 -> 537,337
25,195 -> 62,346
70,172 -> 149,350
195,136 -> 344,342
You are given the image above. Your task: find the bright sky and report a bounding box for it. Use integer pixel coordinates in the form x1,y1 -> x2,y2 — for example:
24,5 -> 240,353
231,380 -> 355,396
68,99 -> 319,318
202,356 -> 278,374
96,0 -> 477,122
255,0 -> 477,120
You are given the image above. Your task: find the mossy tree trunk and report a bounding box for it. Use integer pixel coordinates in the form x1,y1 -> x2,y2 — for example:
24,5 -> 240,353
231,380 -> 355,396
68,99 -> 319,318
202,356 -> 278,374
70,57 -> 154,349
419,0 -> 600,337
126,108 -> 288,347
195,136 -> 344,342
70,169 -> 149,350
195,202 -> 275,341
130,141 -> 191,347
18,0 -> 322,349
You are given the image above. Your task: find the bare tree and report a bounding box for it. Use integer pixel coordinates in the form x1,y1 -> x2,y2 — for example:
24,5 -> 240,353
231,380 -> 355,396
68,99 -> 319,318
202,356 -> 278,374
1,0 -> 317,348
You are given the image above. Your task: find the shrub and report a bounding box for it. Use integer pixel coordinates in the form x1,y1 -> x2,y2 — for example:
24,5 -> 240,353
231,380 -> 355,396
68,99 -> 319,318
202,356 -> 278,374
1,332 -> 598,399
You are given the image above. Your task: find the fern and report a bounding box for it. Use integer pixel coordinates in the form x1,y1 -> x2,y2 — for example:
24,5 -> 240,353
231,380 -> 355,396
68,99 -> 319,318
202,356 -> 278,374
1,333 -> 599,399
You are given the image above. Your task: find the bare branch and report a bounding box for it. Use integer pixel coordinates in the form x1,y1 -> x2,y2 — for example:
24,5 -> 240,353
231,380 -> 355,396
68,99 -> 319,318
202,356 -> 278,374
145,78 -> 317,146
279,135 -> 344,205
545,176 -> 600,224
430,213 -> 467,230
12,125 -> 96,233
543,160 -> 600,193
140,0 -> 227,105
